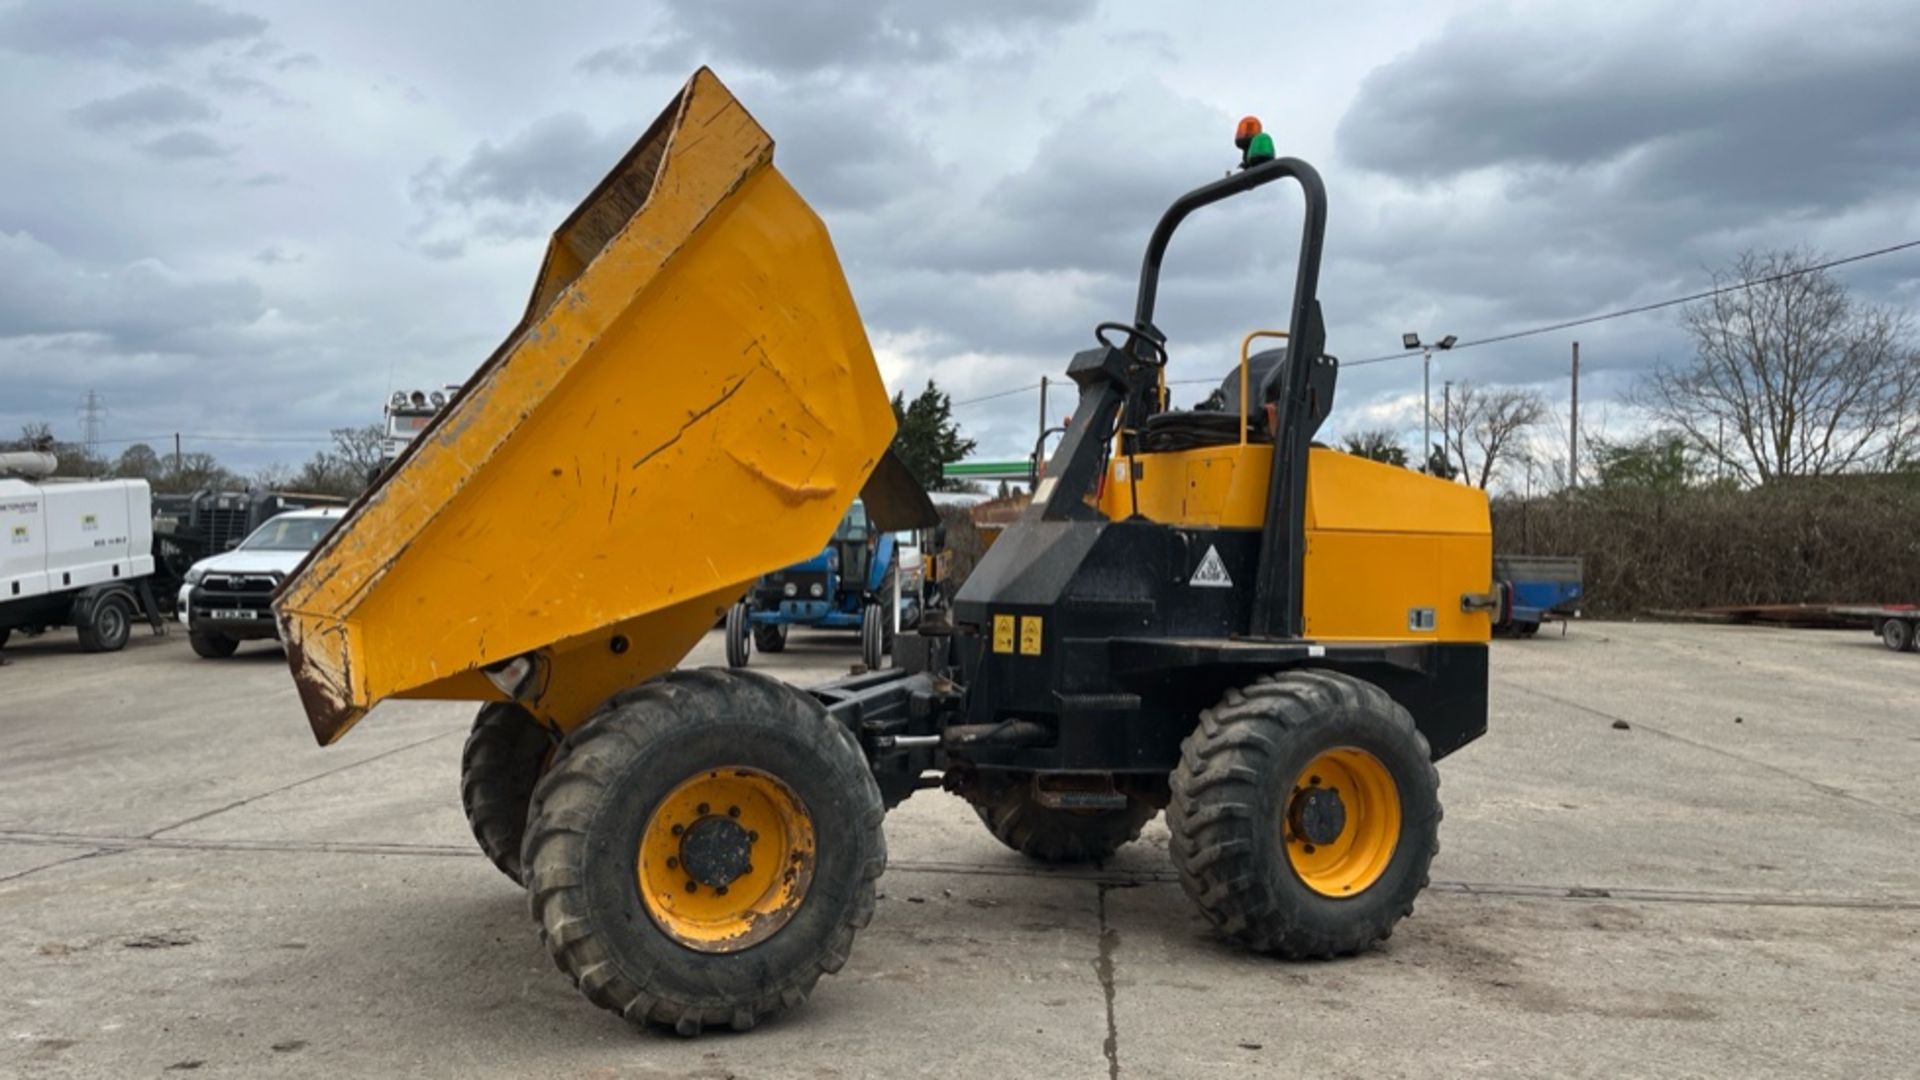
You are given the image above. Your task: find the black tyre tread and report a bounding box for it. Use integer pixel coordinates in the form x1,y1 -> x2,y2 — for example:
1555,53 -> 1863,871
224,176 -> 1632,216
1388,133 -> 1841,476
459,702 -> 552,885
188,631 -> 238,658
77,593 -> 132,653
1884,618 -> 1915,653
971,786 -> 1157,863
522,669 -> 886,1035
1166,669 -> 1440,959
752,623 -> 787,653
724,604 -> 750,668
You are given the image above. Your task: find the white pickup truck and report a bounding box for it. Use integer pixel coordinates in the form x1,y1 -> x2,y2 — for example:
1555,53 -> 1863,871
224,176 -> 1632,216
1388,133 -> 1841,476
178,507 -> 344,658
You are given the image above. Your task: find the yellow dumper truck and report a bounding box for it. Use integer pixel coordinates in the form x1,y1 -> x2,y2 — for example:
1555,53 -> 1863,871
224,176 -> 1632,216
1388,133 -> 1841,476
276,70 -> 1491,1035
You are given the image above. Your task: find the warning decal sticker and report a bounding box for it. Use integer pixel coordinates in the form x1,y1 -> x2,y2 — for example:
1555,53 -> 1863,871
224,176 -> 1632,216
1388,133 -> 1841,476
1189,545 -> 1233,588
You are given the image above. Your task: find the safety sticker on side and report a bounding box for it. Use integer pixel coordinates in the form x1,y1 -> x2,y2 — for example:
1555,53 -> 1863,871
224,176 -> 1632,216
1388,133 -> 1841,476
1189,545 -> 1232,588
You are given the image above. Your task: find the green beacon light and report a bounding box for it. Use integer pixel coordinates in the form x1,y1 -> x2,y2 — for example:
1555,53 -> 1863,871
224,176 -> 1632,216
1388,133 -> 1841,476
1244,130 -> 1276,166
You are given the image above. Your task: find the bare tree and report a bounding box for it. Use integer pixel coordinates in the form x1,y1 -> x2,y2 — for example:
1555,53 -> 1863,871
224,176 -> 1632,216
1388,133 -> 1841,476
1637,248 -> 1920,484
1431,381 -> 1550,489
1340,427 -> 1409,467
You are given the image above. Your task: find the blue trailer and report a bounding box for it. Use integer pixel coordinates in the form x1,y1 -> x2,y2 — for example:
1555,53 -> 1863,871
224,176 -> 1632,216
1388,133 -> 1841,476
1493,555 -> 1583,637
725,499 -> 921,669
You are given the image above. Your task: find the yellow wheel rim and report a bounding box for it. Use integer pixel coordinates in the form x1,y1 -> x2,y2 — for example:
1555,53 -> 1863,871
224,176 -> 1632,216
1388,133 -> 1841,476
1284,748 -> 1401,898
636,767 -> 816,953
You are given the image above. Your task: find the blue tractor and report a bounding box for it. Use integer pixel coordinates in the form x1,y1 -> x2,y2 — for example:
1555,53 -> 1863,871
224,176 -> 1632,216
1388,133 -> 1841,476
725,499 -> 922,670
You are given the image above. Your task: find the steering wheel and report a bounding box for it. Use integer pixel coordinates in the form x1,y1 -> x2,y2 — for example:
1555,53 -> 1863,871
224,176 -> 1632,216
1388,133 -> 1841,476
1095,321 -> 1169,367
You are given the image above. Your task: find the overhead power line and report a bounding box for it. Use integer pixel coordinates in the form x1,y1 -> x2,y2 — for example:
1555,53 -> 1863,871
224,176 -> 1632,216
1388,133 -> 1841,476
940,237 -> 1920,404
1342,238 -> 1920,368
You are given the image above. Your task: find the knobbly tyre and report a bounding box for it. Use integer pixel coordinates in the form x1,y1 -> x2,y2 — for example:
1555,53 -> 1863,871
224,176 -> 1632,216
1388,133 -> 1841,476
274,71 -> 1492,1035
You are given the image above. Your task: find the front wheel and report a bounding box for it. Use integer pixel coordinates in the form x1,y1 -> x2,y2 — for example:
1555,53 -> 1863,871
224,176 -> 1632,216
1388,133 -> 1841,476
189,631 -> 239,659
1168,669 -> 1439,958
753,622 -> 788,653
459,702 -> 552,885
723,602 -> 751,668
859,603 -> 892,671
522,670 -> 886,1035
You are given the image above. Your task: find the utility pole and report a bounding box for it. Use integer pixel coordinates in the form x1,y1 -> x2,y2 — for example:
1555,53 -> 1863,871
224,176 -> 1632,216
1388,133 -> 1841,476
1036,376 -> 1049,484
1569,342 -> 1580,491
173,432 -> 182,476
1422,346 -> 1432,467
77,390 -> 107,456
1443,381 -> 1453,480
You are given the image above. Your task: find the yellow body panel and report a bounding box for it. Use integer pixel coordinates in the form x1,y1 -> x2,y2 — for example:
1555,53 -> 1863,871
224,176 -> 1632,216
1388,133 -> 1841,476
276,69 -> 895,744
1099,444 -> 1491,642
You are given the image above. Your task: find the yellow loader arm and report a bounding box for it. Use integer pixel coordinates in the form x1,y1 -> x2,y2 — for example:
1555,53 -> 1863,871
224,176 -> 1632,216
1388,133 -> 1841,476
275,68 -> 897,745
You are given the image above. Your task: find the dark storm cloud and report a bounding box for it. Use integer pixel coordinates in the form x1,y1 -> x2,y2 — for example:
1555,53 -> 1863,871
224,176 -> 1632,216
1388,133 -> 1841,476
581,0 -> 1095,77
0,0 -> 264,65
138,129 -> 229,160
1337,4 -> 1920,211
68,84 -> 216,131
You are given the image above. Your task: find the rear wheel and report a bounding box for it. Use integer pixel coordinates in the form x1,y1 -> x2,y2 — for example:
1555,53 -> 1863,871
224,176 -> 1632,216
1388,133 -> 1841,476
460,702 -> 552,885
971,781 -> 1157,863
189,632 -> 239,659
753,622 -> 788,653
1168,669 -> 1439,958
0,627 -> 10,649
77,592 -> 133,653
724,602 -> 751,668
1883,618 -> 1916,653
522,669 -> 886,1034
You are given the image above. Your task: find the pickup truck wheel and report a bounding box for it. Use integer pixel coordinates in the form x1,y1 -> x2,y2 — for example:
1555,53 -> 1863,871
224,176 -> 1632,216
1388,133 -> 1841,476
970,781 -> 1157,863
189,632 -> 239,659
1168,669 -> 1439,958
521,669 -> 886,1035
77,593 -> 134,653
0,628 -> 10,649
460,702 -> 553,885
724,602 -> 751,668
752,622 -> 788,653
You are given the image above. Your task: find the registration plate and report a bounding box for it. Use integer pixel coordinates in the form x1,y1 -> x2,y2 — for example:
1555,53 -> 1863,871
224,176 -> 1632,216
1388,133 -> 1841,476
211,609 -> 265,620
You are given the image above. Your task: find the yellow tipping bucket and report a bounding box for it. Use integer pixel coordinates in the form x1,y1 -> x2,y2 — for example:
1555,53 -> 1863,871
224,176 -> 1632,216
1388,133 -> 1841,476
276,68 -> 897,744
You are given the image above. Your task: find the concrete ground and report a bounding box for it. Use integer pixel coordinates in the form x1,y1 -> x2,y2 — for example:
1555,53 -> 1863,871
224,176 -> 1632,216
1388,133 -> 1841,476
1,620 -> 1916,1078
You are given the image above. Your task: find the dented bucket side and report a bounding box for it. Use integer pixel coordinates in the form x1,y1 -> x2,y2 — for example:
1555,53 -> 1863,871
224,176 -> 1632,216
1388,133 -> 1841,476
276,68 -> 896,744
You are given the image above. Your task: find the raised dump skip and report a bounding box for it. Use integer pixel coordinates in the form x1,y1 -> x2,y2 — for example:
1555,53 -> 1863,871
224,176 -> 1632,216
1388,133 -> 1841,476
276,68 -> 897,745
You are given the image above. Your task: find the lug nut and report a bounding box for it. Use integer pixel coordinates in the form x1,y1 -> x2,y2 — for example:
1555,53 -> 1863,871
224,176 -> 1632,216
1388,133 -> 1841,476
685,881 -> 698,893
747,831 -> 759,843
666,856 -> 678,869
1303,844 -> 1316,854
728,805 -> 741,818
741,864 -> 753,876
1309,775 -> 1321,786
696,802 -> 710,815
671,824 -> 684,836
715,885 -> 728,896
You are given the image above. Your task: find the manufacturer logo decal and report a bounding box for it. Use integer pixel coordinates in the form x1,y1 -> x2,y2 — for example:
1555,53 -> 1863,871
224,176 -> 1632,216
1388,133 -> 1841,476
1189,545 -> 1233,588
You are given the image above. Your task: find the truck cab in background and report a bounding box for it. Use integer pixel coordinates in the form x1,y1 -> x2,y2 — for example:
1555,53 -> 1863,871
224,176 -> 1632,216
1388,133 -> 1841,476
380,386 -> 461,475
1,451 -> 164,654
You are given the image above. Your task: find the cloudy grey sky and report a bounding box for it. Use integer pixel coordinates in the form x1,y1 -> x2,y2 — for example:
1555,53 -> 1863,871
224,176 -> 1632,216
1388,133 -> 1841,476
2,0 -> 1917,481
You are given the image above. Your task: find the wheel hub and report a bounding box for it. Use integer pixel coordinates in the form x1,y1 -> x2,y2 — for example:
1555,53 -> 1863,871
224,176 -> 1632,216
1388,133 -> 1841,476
679,815 -> 753,888
1289,785 -> 1347,846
